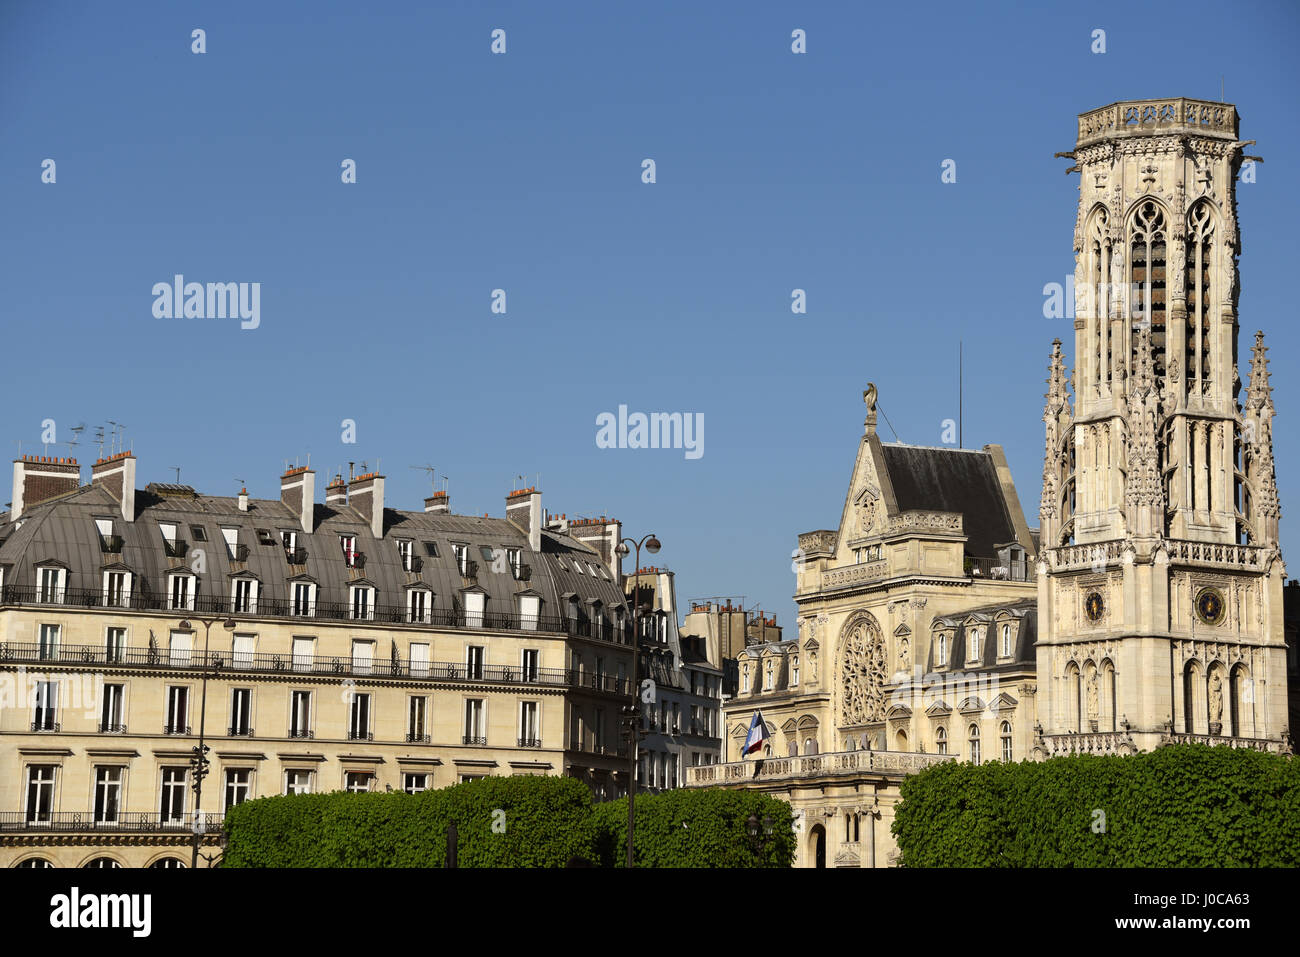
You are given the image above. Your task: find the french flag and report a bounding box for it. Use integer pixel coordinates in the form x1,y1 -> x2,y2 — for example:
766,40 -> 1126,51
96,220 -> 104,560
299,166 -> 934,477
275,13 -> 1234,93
742,711 -> 768,757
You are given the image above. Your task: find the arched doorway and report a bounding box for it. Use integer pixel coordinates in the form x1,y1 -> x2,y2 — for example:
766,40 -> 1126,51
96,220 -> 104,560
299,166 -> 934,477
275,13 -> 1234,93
808,824 -> 826,869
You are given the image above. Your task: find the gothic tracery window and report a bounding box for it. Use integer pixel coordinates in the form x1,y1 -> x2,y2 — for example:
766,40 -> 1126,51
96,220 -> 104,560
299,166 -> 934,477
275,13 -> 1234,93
1185,201 -> 1216,396
1129,200 -> 1168,377
839,616 -> 887,726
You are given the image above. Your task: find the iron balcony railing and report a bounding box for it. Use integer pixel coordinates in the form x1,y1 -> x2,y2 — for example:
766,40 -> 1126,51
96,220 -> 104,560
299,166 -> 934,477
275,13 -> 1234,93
965,556 -> 1031,582
0,811 -> 223,833
228,726 -> 254,737
0,640 -> 632,695
163,724 -> 191,735
462,734 -> 487,746
0,584 -> 633,644
99,723 -> 128,734
30,721 -> 59,732
347,730 -> 374,741
517,736 -> 542,748
406,732 -> 431,743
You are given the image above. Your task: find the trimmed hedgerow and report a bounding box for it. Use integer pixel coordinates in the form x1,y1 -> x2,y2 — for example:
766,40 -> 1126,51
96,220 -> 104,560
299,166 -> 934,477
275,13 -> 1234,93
891,744 -> 1300,867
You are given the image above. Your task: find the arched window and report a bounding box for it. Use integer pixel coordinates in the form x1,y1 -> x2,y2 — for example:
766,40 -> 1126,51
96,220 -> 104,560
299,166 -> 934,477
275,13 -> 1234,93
1128,200 -> 1168,372
1185,201 -> 1216,397
792,656 -> 799,687
1183,662 -> 1199,734
844,812 -> 860,843
741,662 -> 749,693
804,737 -> 818,756
968,724 -> 981,765
845,737 -> 856,752
1066,662 -> 1082,732
1105,661 -> 1117,732
787,739 -> 798,757
1000,623 -> 1012,657
83,857 -> 121,869
1086,206 -> 1114,389
1000,721 -> 1013,762
967,627 -> 981,661
936,633 -> 948,667
935,726 -> 947,755
764,658 -> 773,691
895,728 -> 908,751
16,858 -> 53,868
150,857 -> 186,869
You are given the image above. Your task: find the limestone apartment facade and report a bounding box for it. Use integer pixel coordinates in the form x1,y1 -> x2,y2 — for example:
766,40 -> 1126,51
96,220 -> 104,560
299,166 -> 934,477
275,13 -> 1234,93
690,97 -> 1294,868
0,456 -> 639,868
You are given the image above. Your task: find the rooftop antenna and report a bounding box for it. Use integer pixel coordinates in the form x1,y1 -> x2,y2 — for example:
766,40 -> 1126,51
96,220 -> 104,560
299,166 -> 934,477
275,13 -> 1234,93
1221,75 -> 1224,102
66,423 -> 85,455
170,466 -> 182,483
959,339 -> 964,448
410,465 -> 437,495
94,427 -> 105,460
348,462 -> 355,481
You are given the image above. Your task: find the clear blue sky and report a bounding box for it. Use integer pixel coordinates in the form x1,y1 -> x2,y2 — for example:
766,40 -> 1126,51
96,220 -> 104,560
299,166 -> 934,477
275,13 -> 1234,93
2,1 -> 1298,629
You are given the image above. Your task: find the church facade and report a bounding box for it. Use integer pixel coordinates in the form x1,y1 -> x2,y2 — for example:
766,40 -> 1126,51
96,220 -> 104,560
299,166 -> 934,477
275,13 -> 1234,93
689,97 -> 1292,868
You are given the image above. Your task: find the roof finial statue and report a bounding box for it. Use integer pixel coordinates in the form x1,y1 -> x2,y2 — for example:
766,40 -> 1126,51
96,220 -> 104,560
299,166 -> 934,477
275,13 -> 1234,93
864,382 -> 878,436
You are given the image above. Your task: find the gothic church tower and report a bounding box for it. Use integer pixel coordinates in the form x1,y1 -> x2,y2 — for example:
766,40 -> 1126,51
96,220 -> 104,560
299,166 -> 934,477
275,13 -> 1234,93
1036,99 -> 1289,755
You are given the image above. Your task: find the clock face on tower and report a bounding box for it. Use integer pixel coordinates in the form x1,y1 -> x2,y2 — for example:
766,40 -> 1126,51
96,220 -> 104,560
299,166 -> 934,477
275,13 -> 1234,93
1195,587 -> 1226,626
1084,591 -> 1105,623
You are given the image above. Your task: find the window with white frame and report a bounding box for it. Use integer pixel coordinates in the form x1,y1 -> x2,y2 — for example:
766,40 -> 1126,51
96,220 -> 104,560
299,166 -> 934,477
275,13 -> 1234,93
281,530 -> 297,553
466,645 -> 485,680
508,548 -> 522,579
936,726 -> 948,754
221,527 -> 239,559
102,570 -> 129,608
168,572 -> 195,611
452,543 -> 469,575
1000,721 -> 1013,762
349,692 -> 372,740
792,656 -> 799,687
351,639 -> 374,675
160,768 -> 187,823
93,766 -> 123,824
292,636 -> 314,671
32,681 -> 58,730
289,690 -> 312,737
409,642 -> 430,678
408,695 -> 428,742
464,592 -> 485,629
225,769 -> 251,809
397,539 -> 414,572
339,535 -> 356,567
764,659 -> 773,691
100,683 -> 125,732
344,771 -> 371,793
165,686 -> 188,734
232,577 -> 257,614
232,633 -> 255,669
168,629 -> 192,667
518,594 -> 539,631
37,566 -> 65,603
350,584 -> 374,621
230,688 -> 252,735
292,581 -> 315,617
408,588 -> 431,624
521,648 -> 539,682
741,662 -> 749,693
284,769 -> 312,795
968,626 -> 982,662
968,724 -> 981,765
38,623 -> 60,658
464,698 -> 485,744
25,765 -> 56,823
1000,623 -> 1013,658
519,700 -> 539,747
936,633 -> 948,667
403,773 -> 428,794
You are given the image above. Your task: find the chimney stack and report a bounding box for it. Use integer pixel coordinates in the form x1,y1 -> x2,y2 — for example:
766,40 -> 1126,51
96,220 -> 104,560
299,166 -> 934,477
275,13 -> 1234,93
12,455 -> 82,521
238,487 -> 249,511
280,466 -> 315,533
568,516 -> 623,584
325,474 -> 347,507
348,472 -> 385,538
425,490 -> 449,514
91,452 -> 137,522
506,487 -> 542,552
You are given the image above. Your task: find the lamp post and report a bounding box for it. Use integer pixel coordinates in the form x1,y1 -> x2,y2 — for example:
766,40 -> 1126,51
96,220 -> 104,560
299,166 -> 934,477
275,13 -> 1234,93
615,532 -> 660,869
178,615 -> 236,868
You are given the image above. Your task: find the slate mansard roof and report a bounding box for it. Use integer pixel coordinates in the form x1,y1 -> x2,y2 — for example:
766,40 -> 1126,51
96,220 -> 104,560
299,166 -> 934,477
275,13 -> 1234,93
0,483 -> 627,621
878,444 -> 1022,559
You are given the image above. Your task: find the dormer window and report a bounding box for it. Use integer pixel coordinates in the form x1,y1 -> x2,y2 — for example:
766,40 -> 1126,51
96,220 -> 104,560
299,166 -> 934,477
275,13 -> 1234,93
102,570 -> 131,608
167,572 -> 196,611
281,530 -> 297,552
792,656 -> 800,687
255,528 -> 275,546
232,578 -> 258,614
398,539 -> 414,572
407,587 -> 432,624
508,548 -> 523,579
221,528 -> 240,560
453,544 -> 469,576
764,658 -> 774,691
350,584 -> 375,621
741,662 -> 750,694
1000,623 -> 1013,658
37,566 -> 66,604
464,591 -> 485,628
968,627 -> 983,662
291,581 -> 316,617
423,541 -> 439,558
573,561 -> 585,576
517,594 -> 540,631
936,633 -> 948,668
95,518 -> 122,553
340,535 -> 357,567
190,525 -> 207,543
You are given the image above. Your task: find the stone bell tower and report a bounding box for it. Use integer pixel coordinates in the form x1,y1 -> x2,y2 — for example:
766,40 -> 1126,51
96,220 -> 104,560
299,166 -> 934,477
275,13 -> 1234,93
1035,98 -> 1289,756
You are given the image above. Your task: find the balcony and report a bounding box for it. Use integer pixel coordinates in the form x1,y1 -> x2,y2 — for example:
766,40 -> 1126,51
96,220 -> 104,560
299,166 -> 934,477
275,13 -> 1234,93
347,730 -> 374,741
965,556 -> 1030,581
685,748 -> 955,787
30,721 -> 60,733
0,584 -> 635,645
162,539 -> 188,559
99,723 -> 128,734
285,546 -> 308,565
462,735 -> 487,746
517,736 -> 542,748
287,728 -> 313,739
228,726 -> 254,737
405,732 -> 430,744
0,639 -> 632,696
100,535 -> 124,554
0,811 -> 223,834
163,724 -> 191,735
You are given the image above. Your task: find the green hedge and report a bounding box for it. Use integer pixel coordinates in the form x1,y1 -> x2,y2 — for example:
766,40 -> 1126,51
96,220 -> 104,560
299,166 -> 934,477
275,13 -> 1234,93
892,744 -> 1300,867
223,777 -> 794,868
593,788 -> 795,867
223,775 -> 601,868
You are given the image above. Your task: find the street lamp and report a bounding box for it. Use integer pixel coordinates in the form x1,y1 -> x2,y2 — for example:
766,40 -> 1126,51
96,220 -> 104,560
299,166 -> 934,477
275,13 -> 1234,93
615,532 -> 660,869
178,615 -> 236,868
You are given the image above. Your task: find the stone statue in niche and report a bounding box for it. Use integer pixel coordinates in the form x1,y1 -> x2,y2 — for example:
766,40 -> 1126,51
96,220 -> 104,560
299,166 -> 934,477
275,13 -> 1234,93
1208,672 -> 1224,725
1086,668 -> 1099,719
899,638 -> 910,673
